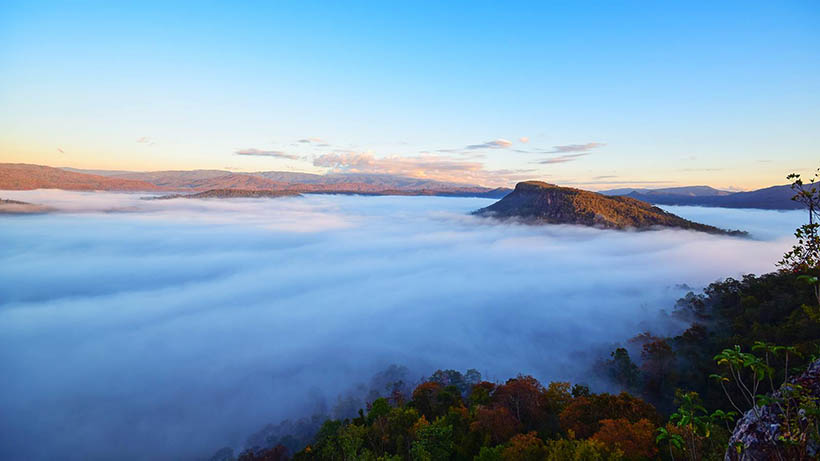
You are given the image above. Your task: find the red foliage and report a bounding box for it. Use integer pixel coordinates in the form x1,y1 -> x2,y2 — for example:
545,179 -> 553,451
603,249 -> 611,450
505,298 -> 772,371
491,375 -> 547,430
470,406 -> 520,445
592,418 -> 657,460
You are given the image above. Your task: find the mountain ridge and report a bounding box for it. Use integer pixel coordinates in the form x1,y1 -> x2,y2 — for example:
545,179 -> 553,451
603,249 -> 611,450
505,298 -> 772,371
1,164 -> 510,198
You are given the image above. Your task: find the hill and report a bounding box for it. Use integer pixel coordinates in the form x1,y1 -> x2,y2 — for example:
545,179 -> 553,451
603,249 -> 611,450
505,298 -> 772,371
61,167 -> 510,196
601,185 -> 731,197
51,166 -> 510,197
0,163 -> 165,191
626,184 -> 799,210
475,181 -> 744,235
600,184 -> 799,210
148,189 -> 301,200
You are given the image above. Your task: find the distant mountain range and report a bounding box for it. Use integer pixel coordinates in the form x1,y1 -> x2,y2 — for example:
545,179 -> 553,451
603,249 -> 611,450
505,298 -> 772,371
0,164 -> 510,198
600,184 -> 799,210
476,181 -> 745,235
0,163 -> 165,191
0,163 -> 801,209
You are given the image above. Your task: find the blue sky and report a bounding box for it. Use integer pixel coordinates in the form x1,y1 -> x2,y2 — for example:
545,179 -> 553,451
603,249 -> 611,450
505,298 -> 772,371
1,1 -> 818,188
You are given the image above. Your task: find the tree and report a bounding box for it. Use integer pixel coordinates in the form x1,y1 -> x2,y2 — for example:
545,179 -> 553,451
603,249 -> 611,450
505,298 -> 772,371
607,348 -> 641,391
592,418 -> 657,460
778,168 -> 820,274
501,432 -> 547,461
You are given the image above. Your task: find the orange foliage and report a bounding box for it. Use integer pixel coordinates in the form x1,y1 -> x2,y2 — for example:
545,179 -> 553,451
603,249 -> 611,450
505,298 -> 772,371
592,418 -> 657,460
501,431 -> 546,461
559,392 -> 659,439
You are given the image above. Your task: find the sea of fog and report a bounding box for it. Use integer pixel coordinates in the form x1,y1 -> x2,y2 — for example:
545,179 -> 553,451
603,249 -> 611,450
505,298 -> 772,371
0,190 -> 805,460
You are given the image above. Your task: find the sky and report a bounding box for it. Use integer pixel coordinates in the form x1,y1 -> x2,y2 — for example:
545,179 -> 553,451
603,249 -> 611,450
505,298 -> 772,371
1,1 -> 818,189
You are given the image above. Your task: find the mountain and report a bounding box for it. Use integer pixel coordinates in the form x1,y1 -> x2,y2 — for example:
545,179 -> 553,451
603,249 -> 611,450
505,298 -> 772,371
58,167 -> 510,196
627,185 -> 799,210
109,170 -> 288,190
600,185 -> 731,197
600,184 -> 800,210
0,163 -> 165,191
474,181 -> 744,235
148,189 -> 301,200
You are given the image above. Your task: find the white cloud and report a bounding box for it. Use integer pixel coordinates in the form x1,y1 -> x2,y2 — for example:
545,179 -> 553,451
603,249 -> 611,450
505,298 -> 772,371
0,190 -> 801,459
313,152 -> 531,186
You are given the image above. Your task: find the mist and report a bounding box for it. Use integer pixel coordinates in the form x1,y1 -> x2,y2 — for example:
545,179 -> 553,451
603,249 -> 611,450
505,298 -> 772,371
0,190 -> 805,460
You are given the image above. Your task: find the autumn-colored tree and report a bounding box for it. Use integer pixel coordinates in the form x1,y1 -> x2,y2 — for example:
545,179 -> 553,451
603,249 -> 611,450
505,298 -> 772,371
491,375 -> 548,432
470,406 -> 520,445
592,418 -> 657,460
501,431 -> 547,461
543,438 -> 623,460
410,381 -> 444,420
560,392 -> 660,439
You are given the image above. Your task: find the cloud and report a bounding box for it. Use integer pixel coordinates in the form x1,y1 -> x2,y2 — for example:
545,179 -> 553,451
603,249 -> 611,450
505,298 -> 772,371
537,153 -> 589,164
548,142 -> 605,153
298,137 -> 325,144
313,152 -> 531,186
136,137 -> 152,144
57,148 -> 64,154
466,139 -> 513,150
519,137 -> 529,143
0,190 -> 801,460
235,148 -> 302,160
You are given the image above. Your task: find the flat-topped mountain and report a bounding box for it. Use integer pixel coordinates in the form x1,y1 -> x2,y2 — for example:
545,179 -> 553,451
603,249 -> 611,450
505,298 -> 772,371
475,181 -> 745,235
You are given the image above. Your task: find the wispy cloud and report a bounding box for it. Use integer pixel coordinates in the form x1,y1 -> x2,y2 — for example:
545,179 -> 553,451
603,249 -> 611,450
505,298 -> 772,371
297,137 -> 325,144
465,139 -> 513,150
519,137 -> 529,143
313,152 -> 531,186
548,142 -> 605,153
136,136 -> 156,146
537,153 -> 589,164
235,148 -> 302,160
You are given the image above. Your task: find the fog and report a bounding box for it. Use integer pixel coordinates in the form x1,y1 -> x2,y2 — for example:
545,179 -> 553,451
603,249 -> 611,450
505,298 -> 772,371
0,190 -> 805,460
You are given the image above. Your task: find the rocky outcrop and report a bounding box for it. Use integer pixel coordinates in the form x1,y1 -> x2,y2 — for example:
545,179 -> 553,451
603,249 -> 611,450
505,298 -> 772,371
474,181 -> 746,235
725,359 -> 820,460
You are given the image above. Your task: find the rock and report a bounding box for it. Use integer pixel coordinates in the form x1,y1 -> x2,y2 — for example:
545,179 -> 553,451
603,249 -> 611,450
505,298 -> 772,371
725,359 -> 820,460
